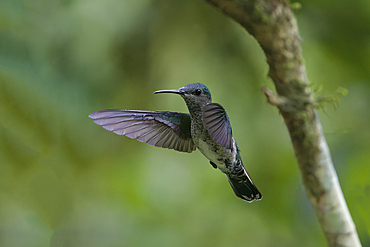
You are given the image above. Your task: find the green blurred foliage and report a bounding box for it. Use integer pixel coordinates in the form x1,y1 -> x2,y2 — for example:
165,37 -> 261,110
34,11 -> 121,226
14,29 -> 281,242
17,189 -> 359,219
0,0 -> 369,246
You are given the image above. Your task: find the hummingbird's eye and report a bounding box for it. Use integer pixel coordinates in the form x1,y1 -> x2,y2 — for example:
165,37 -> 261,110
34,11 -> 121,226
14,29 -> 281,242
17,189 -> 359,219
195,89 -> 202,95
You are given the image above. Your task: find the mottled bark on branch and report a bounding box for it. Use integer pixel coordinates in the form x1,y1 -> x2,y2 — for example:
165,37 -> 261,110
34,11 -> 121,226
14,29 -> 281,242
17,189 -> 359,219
206,0 -> 362,246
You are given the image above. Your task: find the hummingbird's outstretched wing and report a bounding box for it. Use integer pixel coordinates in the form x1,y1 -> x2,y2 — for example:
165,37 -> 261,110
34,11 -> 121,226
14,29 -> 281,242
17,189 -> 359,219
203,103 -> 233,150
89,109 -> 196,153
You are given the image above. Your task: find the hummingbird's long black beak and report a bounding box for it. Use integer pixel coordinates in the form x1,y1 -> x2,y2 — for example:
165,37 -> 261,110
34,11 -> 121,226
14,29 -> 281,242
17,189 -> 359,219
153,88 -> 184,95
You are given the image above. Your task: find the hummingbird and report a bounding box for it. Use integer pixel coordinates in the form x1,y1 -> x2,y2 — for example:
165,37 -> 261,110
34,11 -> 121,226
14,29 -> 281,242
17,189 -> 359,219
89,83 -> 262,202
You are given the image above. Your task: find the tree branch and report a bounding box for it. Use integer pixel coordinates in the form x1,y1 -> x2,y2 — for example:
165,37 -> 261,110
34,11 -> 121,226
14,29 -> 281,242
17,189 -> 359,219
206,0 -> 362,246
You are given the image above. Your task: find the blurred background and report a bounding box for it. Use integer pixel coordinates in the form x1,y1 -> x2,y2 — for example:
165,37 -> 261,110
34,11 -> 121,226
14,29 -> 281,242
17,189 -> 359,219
0,0 -> 369,246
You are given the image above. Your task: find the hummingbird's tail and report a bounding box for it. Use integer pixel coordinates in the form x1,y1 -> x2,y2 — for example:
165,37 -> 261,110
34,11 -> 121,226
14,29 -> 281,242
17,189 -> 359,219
226,163 -> 262,202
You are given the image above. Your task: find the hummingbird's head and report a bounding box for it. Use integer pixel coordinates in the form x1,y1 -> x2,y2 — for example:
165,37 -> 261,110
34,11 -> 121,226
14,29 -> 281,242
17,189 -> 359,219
153,83 -> 212,106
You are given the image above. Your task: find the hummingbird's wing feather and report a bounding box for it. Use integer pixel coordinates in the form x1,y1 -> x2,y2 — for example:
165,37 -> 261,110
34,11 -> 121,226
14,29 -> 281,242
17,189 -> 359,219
203,103 -> 233,150
89,109 -> 196,153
